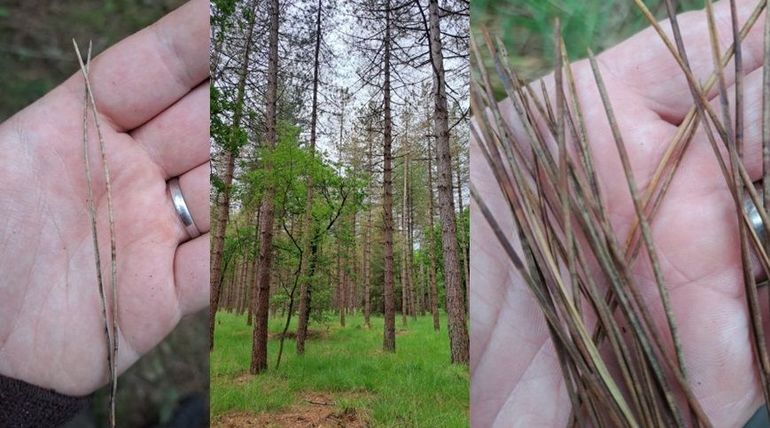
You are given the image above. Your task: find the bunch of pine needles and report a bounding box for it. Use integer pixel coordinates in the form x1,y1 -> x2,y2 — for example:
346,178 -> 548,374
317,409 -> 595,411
73,40 -> 119,428
470,0 -> 770,426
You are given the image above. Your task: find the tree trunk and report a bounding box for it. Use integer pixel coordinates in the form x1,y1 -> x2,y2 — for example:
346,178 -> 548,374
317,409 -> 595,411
428,0 -> 468,364
345,216 -> 358,314
454,144 -> 469,312
338,238 -> 346,327
249,206 -> 261,324
363,128 -> 374,328
296,235 -> 318,354
382,0 -> 396,353
427,136 -> 440,332
210,0 -> 258,351
295,0 -> 323,356
401,158 -> 408,326
404,154 -> 417,320
239,259 -> 248,315
251,0 -> 280,374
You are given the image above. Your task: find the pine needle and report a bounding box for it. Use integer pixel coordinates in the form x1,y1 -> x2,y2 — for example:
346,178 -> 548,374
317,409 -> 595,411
73,39 -> 119,428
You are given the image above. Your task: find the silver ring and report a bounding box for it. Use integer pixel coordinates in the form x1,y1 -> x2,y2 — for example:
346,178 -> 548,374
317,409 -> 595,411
744,188 -> 766,244
168,178 -> 201,239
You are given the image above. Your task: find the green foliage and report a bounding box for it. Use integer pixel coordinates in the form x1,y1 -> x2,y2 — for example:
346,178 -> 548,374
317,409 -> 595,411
472,0 -> 703,81
0,0 -> 183,119
211,0 -> 238,36
211,312 -> 469,427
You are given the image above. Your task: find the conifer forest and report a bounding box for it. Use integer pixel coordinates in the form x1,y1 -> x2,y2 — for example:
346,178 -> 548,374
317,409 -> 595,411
209,0 -> 470,424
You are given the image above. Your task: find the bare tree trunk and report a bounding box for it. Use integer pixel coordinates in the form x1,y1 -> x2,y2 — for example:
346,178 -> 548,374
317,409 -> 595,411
454,145 -> 469,312
338,238 -> 346,327
248,206 -> 261,324
233,260 -> 241,313
220,265 -> 231,312
239,260 -> 247,314
382,0 -> 396,353
210,0 -> 258,351
246,256 -> 254,324
363,129 -> 374,328
406,154 -> 416,320
296,0 -> 324,356
239,259 -> 249,315
419,262 -> 427,315
251,0 -> 280,374
428,0 -> 468,364
401,156 -> 408,327
427,137 -> 440,332
296,237 -> 318,354
349,216 -> 357,315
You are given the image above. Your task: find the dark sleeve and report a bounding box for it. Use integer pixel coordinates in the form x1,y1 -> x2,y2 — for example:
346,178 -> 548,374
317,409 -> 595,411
0,374 -> 89,428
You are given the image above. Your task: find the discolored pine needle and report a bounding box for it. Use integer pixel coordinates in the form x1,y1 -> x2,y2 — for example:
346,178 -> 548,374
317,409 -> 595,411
588,49 -> 687,426
539,79 -> 556,129
483,33 -> 682,423
469,2 -> 770,422
560,40 -> 603,211
73,39 -> 119,428
625,0 -> 767,261
728,0 -> 770,410
764,0 -> 770,260
78,41 -> 115,427
470,92 -> 637,424
553,20 -> 579,320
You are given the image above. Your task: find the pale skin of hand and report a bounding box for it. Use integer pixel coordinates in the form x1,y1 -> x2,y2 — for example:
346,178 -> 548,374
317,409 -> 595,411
471,0 -> 770,426
0,0 -> 210,397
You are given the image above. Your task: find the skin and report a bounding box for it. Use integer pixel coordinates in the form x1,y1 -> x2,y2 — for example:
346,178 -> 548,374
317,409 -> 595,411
0,0 -> 209,396
471,0 -> 770,426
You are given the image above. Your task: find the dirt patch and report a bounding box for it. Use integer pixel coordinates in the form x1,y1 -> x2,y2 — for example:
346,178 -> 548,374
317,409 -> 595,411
232,373 -> 252,386
213,392 -> 370,428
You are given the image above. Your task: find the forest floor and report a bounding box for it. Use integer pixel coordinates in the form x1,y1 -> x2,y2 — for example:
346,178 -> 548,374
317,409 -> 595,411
210,311 -> 469,427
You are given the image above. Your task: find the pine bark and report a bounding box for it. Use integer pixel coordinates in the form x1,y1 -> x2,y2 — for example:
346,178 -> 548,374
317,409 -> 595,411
428,0 -> 468,363
401,158 -> 408,326
251,0 -> 280,374
363,130 -> 373,328
454,149 -> 469,312
382,0 -> 396,353
210,0 -> 258,351
405,153 -> 417,320
427,137 -> 440,331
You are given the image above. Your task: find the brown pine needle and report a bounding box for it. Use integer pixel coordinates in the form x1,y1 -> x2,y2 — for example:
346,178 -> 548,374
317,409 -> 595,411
728,0 -> 770,411
79,40 -> 116,426
588,50 -> 686,426
764,0 -> 770,256
73,39 -> 119,428
625,0 -> 767,261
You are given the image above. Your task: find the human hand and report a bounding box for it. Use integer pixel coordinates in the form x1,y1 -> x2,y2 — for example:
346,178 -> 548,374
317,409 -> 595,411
471,0 -> 769,426
0,0 -> 209,397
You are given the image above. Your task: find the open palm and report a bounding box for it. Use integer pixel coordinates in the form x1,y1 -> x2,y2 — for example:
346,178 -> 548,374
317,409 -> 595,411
0,0 -> 209,397
472,0 -> 769,426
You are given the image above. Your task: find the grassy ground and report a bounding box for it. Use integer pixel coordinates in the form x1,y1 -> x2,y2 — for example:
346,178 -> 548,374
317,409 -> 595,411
0,0 -> 183,120
211,311 -> 470,427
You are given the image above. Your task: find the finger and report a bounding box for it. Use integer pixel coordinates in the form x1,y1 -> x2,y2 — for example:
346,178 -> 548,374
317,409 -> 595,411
130,82 -> 209,178
174,233 -> 209,315
60,0 -> 208,131
605,0 -> 765,122
167,162 -> 210,243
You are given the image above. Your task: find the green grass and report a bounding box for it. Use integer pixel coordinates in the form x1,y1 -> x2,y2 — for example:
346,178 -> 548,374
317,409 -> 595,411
211,311 -> 469,427
472,0 -> 703,82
